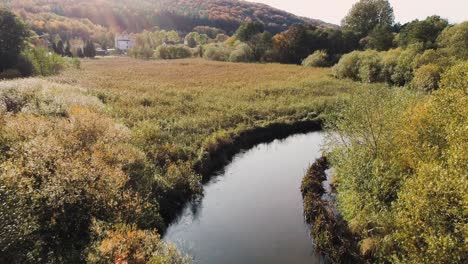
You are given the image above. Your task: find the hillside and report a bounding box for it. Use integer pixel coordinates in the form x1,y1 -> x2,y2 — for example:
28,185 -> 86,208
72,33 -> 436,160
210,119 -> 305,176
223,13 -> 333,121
10,0 -> 334,39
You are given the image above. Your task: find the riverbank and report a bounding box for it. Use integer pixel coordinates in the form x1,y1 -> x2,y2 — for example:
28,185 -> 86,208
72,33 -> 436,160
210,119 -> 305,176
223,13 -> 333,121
301,157 -> 362,263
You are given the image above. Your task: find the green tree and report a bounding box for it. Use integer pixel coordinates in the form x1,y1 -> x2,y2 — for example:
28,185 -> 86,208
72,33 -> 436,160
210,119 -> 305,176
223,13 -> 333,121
272,24 -> 311,64
235,22 -> 264,42
64,40 -> 73,57
77,47 -> 84,58
0,8 -> 30,71
341,0 -> 394,38
364,24 -> 394,51
184,32 -> 198,48
24,47 -> 65,76
398,16 -> 449,48
84,40 -> 96,58
56,40 -> 65,56
247,32 -> 272,61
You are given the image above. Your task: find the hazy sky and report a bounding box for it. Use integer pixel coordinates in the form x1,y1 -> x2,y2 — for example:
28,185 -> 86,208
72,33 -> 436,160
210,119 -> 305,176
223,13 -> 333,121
248,0 -> 467,25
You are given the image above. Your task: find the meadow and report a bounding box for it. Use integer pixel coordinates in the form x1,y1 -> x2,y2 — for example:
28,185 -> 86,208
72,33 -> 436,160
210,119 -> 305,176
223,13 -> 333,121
1,57 -> 369,263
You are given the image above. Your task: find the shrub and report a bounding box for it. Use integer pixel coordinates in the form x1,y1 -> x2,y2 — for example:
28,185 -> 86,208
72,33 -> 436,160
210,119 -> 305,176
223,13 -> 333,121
411,64 -> 442,92
380,48 -> 402,85
229,42 -> 254,62
302,50 -> 329,67
326,73 -> 467,262
332,51 -> 361,80
391,43 -> 424,86
155,45 -> 192,60
0,105 -> 161,262
0,79 -> 102,117
332,50 -> 383,82
357,50 -> 383,83
87,224 -> 191,264
439,61 -> 468,91
392,84 -> 467,263
437,21 -> 468,60
128,46 -> 154,59
24,47 -> 66,76
203,43 -> 231,61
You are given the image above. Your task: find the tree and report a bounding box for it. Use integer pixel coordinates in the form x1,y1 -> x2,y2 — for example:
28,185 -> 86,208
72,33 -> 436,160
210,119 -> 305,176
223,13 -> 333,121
0,8 -> 30,71
77,47 -> 84,58
272,24 -> 311,64
235,22 -> 264,42
364,24 -> 394,51
52,42 -> 58,54
184,32 -> 198,48
83,40 -> 96,58
341,0 -> 394,38
184,32 -> 208,48
398,16 -> 449,48
64,40 -> 73,57
247,32 -> 272,61
56,40 -> 65,56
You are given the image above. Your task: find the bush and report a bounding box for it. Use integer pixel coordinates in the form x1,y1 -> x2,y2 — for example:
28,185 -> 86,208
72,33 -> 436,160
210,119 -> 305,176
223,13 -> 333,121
437,21 -> 468,60
391,43 -> 424,86
380,48 -> 402,85
357,50 -> 383,83
411,64 -> 442,92
332,51 -> 361,80
439,61 -> 468,91
332,50 -> 383,82
87,224 -> 191,264
326,72 -> 467,262
24,47 -> 66,76
229,42 -> 254,62
128,46 -> 154,59
155,45 -> 192,60
302,50 -> 329,67
203,43 -> 231,61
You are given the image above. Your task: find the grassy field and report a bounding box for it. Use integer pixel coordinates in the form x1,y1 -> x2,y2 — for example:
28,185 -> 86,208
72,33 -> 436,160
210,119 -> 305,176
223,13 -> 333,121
1,57 -> 375,262
49,57 -> 367,219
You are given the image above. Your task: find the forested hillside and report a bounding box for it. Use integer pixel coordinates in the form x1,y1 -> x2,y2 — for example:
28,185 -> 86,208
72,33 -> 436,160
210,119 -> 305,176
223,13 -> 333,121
10,0 -> 332,39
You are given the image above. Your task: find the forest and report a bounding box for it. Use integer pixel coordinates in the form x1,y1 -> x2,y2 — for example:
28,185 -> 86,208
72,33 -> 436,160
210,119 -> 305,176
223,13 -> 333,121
0,0 -> 467,263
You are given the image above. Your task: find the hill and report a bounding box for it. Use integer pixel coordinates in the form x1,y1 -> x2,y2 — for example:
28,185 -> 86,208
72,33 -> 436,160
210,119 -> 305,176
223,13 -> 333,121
10,0 -> 334,39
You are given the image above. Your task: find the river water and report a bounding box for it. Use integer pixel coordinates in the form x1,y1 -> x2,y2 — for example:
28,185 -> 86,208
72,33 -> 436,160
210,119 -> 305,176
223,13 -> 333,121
164,132 -> 326,264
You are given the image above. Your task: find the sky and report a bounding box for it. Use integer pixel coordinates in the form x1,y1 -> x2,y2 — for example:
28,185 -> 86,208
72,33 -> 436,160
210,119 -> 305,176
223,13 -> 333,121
248,0 -> 467,25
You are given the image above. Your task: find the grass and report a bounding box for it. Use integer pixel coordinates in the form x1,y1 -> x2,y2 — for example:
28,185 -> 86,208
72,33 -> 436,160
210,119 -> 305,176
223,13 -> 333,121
50,57 -> 365,217
52,58 -> 354,157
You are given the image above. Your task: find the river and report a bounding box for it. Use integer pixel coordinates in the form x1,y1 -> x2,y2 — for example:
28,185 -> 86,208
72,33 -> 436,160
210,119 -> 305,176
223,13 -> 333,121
164,132 -> 326,264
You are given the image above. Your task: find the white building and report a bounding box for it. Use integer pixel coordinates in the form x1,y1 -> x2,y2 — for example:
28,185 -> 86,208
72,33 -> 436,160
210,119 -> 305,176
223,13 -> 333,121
115,35 -> 134,51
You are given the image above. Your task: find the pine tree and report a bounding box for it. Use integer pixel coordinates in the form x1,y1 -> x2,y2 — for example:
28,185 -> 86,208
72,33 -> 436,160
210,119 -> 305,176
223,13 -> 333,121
77,48 -> 84,58
65,40 -> 73,57
56,40 -> 65,56
52,42 -> 58,54
83,40 -> 96,58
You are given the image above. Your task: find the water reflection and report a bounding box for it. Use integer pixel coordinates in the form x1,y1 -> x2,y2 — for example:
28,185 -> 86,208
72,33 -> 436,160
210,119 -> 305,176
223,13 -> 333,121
164,132 -> 326,264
